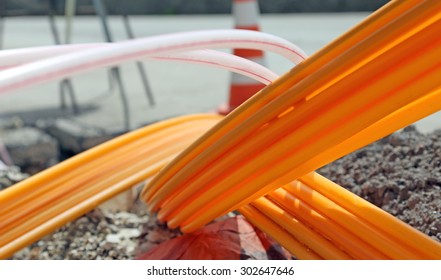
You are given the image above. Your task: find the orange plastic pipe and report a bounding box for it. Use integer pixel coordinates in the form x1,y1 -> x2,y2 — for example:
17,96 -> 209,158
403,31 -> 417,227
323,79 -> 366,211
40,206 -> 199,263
142,0 -> 434,212
0,114 -> 219,207
0,120 -> 212,215
140,0 -> 423,205
282,182 -> 423,259
0,123 -> 213,235
266,188 -> 388,259
163,20 -> 441,231
251,197 -> 352,259
287,87 -> 441,186
239,204 -> 322,260
144,1 -> 438,226
299,172 -> 441,259
0,114 -> 221,259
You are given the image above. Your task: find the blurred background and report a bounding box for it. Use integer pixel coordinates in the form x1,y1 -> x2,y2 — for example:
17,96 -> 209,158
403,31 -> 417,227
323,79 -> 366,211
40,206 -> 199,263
0,0 -> 439,176
5,0 -> 388,15
0,1 -> 388,133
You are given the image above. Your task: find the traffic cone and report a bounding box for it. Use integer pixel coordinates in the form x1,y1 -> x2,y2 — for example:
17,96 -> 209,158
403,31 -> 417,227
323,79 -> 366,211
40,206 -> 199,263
219,0 -> 266,115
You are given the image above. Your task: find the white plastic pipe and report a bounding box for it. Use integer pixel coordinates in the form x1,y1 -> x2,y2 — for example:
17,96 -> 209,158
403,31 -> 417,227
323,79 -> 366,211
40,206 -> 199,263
0,140 -> 13,166
0,47 -> 279,85
0,44 -> 104,69
0,29 -> 306,94
155,50 -> 279,85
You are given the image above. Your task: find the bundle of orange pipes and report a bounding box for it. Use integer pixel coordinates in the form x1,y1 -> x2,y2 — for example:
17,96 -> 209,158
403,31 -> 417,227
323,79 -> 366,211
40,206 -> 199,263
142,0 -> 441,258
0,115 -> 221,259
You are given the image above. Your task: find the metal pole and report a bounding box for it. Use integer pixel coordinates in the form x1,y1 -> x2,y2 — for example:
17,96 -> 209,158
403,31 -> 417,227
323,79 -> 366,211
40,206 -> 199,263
48,0 -> 79,114
64,0 -> 76,44
92,0 -> 130,131
121,12 -> 155,106
0,0 -> 5,50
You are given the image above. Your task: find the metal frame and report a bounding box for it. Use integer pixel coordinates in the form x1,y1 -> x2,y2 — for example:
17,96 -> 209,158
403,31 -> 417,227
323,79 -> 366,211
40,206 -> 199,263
48,0 -> 80,114
0,0 -> 155,131
48,0 -> 155,130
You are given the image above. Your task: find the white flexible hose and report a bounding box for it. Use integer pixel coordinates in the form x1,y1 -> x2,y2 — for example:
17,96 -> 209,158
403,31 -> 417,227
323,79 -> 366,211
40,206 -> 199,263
0,47 -> 279,85
154,50 -> 279,85
0,44 -> 104,69
0,29 -> 306,94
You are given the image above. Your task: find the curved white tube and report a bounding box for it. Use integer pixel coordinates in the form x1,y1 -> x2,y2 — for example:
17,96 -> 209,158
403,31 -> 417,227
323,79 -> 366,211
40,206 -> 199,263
0,29 -> 306,66
0,140 -> 13,166
0,29 -> 306,94
154,50 -> 279,85
0,48 -> 279,85
0,44 -> 104,69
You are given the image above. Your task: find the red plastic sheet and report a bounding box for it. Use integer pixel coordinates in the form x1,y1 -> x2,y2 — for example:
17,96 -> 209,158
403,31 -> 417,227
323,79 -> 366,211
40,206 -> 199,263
137,215 -> 291,260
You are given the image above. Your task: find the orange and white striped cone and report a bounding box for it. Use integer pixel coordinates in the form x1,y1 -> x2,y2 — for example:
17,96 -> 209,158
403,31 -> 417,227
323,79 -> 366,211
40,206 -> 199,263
219,0 -> 266,115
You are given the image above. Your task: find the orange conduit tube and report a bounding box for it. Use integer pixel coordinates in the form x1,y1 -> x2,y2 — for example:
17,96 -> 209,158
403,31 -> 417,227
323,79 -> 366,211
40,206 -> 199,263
274,183 -> 424,259
0,119 -> 219,229
140,0 -> 420,205
240,87 -> 441,260
140,2 -> 439,260
239,204 -> 322,260
289,87 -> 441,184
298,173 -> 441,259
264,188 -> 388,260
140,0 -> 426,207
251,196 -> 352,260
220,88 -> 441,222
179,39 -> 441,234
142,0 -> 440,216
0,122 -> 211,233
240,204 -> 323,260
0,115 -> 217,208
146,3 -> 441,232
243,174 -> 441,259
0,114 -> 221,259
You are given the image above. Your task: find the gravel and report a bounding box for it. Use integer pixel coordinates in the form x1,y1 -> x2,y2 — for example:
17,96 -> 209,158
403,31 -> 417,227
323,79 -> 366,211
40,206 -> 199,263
9,125 -> 441,259
319,126 -> 441,242
0,127 -> 59,174
11,203 -> 181,260
0,165 -> 28,191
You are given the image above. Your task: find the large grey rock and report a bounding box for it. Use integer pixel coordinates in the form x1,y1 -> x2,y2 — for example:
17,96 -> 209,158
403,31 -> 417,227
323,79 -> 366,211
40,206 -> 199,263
44,119 -> 114,154
0,127 -> 58,174
0,117 -> 25,131
0,165 -> 29,190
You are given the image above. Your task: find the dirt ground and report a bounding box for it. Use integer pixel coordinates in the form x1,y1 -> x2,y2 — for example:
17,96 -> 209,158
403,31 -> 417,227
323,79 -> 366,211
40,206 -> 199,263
10,125 -> 441,259
319,126 -> 441,242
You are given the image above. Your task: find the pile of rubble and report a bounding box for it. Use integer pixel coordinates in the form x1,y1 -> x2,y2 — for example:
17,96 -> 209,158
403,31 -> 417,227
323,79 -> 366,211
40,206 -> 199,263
0,117 -> 114,175
11,207 -> 181,260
